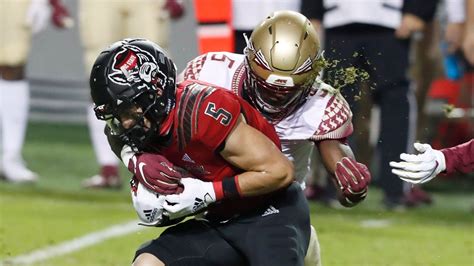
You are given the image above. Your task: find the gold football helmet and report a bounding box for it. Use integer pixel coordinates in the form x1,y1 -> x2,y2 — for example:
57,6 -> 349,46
244,10 -> 322,122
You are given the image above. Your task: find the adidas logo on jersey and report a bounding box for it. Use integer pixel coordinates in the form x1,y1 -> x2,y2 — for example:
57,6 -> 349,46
182,153 -> 195,163
262,205 -> 279,217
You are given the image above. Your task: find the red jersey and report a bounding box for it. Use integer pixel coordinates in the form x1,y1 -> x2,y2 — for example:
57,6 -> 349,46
151,80 -> 281,220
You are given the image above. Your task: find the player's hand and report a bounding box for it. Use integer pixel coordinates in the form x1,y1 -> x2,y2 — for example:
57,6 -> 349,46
445,22 -> 465,53
335,157 -> 371,206
163,178 -> 216,220
26,0 -> 50,34
50,0 -> 74,29
463,31 -> 474,65
127,152 -> 184,195
395,13 -> 425,39
390,143 -> 446,184
164,0 -> 185,19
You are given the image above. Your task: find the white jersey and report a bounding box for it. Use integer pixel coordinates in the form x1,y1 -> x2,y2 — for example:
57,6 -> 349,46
180,52 -> 353,187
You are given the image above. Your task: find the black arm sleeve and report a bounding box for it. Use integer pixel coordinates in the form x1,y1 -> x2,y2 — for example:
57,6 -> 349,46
104,125 -> 126,159
301,0 -> 324,21
402,0 -> 439,22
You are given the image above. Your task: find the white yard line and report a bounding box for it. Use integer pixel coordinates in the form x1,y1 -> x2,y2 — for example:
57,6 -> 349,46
1,220 -> 144,265
360,219 -> 392,228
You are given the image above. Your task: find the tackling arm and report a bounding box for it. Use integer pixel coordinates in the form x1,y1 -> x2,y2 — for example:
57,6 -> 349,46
163,115 -> 295,219
317,139 -> 371,207
219,115 -> 294,197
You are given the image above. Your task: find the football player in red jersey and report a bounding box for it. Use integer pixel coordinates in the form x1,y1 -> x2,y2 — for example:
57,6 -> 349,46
79,0 -> 185,189
90,39 -> 311,266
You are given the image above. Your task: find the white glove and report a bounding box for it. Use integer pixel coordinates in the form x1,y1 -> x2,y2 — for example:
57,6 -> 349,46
26,0 -> 50,34
131,180 -> 167,226
163,178 -> 216,220
390,143 -> 446,184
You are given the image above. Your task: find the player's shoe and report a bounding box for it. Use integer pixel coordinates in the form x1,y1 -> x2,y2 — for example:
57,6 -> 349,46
82,165 -> 122,189
82,174 -> 122,189
408,186 -> 433,205
2,162 -> 38,183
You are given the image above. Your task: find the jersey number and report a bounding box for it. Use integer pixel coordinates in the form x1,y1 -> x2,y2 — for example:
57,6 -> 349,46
204,102 -> 232,126
210,54 -> 235,68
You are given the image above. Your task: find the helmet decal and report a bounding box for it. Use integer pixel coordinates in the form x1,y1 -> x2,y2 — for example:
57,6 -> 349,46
266,74 -> 294,87
108,45 -> 167,94
254,49 -> 272,71
292,57 -> 313,75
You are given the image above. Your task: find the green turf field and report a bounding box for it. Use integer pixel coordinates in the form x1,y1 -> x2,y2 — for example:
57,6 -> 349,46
0,122 -> 473,265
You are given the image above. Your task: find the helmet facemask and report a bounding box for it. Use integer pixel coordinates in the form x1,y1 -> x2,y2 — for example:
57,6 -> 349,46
245,54 -> 315,116
94,84 -> 162,151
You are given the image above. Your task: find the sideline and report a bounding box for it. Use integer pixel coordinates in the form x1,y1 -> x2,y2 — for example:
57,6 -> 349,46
1,220 -> 144,265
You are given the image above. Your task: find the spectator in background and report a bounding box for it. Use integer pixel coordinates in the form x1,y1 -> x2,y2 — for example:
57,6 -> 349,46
301,0 -> 438,210
444,0 -> 466,54
408,0 -> 467,206
391,139 -> 473,184
232,0 -> 301,53
78,0 -> 184,189
463,0 -> 474,64
0,0 -> 70,183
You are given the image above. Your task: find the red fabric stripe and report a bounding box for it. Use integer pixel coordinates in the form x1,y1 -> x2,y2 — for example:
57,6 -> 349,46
234,175 -> 242,196
213,180 -> 224,200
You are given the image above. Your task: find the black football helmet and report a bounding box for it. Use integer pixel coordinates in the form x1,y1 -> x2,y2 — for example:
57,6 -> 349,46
90,38 -> 177,151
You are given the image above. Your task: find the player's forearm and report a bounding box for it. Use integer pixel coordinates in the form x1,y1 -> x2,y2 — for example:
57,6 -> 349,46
236,163 -> 294,197
467,0 -> 474,25
212,159 -> 294,201
317,139 -> 371,207
441,139 -> 474,175
317,139 -> 354,175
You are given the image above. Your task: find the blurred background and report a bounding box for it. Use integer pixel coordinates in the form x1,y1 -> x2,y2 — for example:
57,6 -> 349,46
0,0 -> 472,265
27,0 -> 197,124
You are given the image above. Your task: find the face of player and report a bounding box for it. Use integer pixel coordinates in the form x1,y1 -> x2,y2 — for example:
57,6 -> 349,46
117,104 -> 152,131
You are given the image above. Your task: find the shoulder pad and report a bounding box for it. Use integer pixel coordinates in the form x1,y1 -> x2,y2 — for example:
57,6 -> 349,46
182,53 -> 209,80
311,84 -> 354,141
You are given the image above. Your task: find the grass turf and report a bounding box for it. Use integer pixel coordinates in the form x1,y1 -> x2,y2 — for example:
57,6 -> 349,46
0,122 -> 473,265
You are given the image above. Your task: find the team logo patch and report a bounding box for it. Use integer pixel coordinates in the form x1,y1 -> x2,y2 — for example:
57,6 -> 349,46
266,74 -> 294,87
108,44 -> 167,94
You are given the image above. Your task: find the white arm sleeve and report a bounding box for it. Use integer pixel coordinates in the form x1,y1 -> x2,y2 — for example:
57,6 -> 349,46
445,0 -> 466,23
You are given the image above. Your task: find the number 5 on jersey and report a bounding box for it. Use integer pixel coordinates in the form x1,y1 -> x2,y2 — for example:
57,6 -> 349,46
205,102 -> 232,126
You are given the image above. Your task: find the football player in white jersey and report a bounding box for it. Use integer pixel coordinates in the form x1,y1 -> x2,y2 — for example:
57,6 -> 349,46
180,10 -> 372,266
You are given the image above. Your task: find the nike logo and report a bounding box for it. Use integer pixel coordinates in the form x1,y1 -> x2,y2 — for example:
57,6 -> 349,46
138,162 -> 153,187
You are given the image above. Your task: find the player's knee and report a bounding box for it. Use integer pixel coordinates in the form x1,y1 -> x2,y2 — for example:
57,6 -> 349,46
132,253 -> 165,266
0,65 -> 25,80
304,225 -> 322,266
